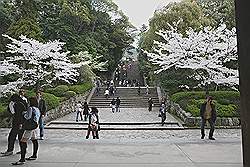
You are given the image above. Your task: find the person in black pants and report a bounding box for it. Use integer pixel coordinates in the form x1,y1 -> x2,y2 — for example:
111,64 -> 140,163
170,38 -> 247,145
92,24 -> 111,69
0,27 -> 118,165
200,96 -> 217,140
1,90 -> 28,156
83,102 -> 90,121
148,98 -> 154,112
12,96 -> 41,165
159,104 -> 166,126
86,107 -> 100,139
115,97 -> 121,112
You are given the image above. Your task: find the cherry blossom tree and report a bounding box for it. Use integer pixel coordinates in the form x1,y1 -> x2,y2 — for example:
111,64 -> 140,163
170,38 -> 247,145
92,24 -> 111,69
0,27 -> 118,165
146,23 -> 238,88
0,35 -> 89,97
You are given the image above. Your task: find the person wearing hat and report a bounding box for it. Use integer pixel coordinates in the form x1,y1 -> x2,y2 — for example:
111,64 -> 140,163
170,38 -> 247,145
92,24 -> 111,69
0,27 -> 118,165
200,96 -> 217,140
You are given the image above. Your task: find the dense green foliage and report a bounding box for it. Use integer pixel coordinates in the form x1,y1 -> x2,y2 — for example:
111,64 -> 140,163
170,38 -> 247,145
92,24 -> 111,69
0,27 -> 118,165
64,91 -> 77,99
42,93 -> 61,110
46,85 -> 70,97
139,0 -> 210,52
68,82 -> 93,94
171,91 -> 240,117
0,82 -> 92,115
0,0 -> 133,75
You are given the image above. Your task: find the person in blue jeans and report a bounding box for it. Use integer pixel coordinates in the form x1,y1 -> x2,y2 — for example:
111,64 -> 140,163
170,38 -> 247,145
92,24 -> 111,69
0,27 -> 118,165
36,90 -> 47,140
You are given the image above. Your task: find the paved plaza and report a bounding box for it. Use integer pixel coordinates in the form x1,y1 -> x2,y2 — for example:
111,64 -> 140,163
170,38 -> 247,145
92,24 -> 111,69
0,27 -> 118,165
0,107 -> 243,167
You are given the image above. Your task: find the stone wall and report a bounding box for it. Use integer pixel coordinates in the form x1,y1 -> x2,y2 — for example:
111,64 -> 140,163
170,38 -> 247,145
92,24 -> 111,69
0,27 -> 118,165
169,101 -> 240,127
44,90 -> 92,123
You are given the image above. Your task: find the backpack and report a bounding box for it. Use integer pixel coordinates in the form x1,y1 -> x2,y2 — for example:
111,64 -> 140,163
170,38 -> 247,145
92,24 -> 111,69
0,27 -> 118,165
23,107 -> 38,130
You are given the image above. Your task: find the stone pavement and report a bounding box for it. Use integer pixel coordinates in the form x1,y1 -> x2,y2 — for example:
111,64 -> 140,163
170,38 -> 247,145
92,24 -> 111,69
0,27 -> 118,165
0,107 -> 243,167
0,128 -> 242,167
55,107 -> 178,123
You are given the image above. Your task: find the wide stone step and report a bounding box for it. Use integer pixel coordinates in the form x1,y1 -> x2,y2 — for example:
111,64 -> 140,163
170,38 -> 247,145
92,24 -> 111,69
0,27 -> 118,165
45,121 -> 184,130
89,99 -> 160,102
88,105 -> 161,108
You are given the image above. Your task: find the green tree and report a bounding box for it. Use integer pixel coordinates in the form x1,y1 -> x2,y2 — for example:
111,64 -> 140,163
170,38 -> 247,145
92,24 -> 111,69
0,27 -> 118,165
140,0 -> 210,52
197,0 -> 235,29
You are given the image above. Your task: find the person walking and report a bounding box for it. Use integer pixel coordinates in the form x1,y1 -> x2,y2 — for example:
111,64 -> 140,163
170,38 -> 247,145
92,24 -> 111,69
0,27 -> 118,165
36,90 -> 47,140
159,104 -> 167,126
86,107 -> 100,139
137,85 -> 141,96
200,96 -> 217,140
148,98 -> 154,112
145,85 -> 149,95
110,98 -> 116,113
75,101 -> 83,122
115,97 -> 121,112
109,86 -> 115,97
104,89 -> 109,99
12,97 -> 40,165
1,90 -> 28,156
83,102 -> 90,121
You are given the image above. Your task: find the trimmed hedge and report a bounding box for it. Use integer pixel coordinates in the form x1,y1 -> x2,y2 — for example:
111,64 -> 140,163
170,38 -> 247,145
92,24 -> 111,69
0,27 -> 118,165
46,85 -> 69,97
171,91 -> 240,117
64,91 -> 77,99
68,82 -> 93,94
42,93 -> 60,110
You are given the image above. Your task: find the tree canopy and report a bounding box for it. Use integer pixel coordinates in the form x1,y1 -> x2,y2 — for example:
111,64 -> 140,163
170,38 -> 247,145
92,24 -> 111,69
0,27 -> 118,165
0,0 -> 134,73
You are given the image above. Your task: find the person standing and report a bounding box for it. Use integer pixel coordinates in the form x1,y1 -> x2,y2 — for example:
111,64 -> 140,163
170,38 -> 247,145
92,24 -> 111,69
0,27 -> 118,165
1,90 -> 28,156
137,85 -> 141,96
159,104 -> 166,126
148,98 -> 154,112
86,107 -> 100,139
110,98 -> 116,113
109,86 -> 115,97
12,97 -> 40,165
104,89 -> 109,99
161,96 -> 166,105
145,85 -> 149,95
83,102 -> 90,121
115,97 -> 121,112
36,90 -> 47,140
75,101 -> 83,122
200,96 -> 217,140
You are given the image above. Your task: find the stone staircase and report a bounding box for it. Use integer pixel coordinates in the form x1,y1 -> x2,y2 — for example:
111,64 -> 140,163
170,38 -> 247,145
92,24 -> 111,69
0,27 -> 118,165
88,87 -> 161,108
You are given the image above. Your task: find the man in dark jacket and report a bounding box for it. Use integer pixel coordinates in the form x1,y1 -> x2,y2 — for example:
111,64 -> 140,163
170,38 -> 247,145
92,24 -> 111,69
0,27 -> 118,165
200,96 -> 217,140
115,97 -> 121,112
148,98 -> 153,112
36,90 -> 47,140
1,89 -> 28,156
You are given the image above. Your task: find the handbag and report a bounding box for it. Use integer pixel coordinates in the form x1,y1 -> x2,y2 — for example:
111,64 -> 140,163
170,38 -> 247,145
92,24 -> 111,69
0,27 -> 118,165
23,108 -> 38,130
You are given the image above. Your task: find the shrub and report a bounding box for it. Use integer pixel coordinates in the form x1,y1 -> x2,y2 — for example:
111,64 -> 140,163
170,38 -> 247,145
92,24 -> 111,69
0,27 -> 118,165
69,82 -> 93,94
46,85 -> 69,97
216,104 -> 237,117
64,91 -> 77,99
43,93 -> 60,110
25,90 -> 36,97
171,91 -> 240,117
0,103 -> 7,114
